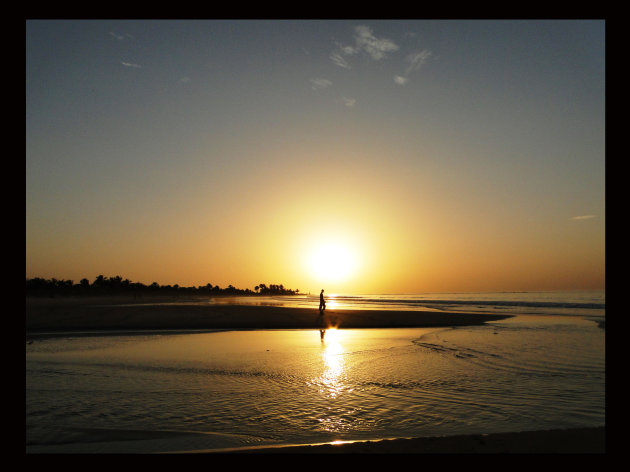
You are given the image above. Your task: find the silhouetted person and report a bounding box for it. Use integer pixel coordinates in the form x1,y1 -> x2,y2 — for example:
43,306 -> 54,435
319,289 -> 326,313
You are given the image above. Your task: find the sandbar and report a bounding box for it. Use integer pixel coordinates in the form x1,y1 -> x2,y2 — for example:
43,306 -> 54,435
26,296 -> 512,334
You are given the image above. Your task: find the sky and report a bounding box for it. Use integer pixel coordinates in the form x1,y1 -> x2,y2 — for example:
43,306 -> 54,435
26,20 -> 605,294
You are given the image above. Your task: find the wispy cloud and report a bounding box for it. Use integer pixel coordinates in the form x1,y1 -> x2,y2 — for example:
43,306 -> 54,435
342,97 -> 356,108
340,44 -> 357,55
121,61 -> 142,69
331,25 -> 399,69
570,215 -> 597,220
110,31 -> 134,41
330,52 -> 351,69
353,25 -> 399,60
405,50 -> 432,75
310,78 -> 332,90
395,50 -> 432,85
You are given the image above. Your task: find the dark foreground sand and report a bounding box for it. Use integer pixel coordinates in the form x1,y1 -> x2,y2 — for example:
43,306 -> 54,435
26,296 -> 512,334
206,427 -> 605,454
26,426 -> 605,454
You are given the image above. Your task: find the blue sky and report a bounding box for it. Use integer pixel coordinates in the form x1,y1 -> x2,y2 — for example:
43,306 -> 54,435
26,20 -> 605,293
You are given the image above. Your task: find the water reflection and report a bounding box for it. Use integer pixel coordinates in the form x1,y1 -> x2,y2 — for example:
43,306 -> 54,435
317,328 -> 345,399
324,294 -> 339,310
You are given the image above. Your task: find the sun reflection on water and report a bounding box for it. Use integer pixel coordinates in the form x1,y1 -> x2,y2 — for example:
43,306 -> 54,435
314,328 -> 354,434
324,294 -> 339,310
317,328 -> 346,399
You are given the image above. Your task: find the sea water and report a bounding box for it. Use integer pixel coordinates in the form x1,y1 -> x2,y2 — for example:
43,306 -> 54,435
26,291 -> 604,453
209,290 -> 605,319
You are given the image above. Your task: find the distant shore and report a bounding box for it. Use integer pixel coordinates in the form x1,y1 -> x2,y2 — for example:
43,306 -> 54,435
26,295 -> 512,334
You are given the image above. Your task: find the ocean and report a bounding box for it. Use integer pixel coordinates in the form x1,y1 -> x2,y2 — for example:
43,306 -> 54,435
222,290 -> 605,318
26,290 -> 605,453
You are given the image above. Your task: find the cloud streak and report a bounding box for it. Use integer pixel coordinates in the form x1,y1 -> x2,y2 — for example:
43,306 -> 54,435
353,25 -> 399,60
405,50 -> 432,75
328,25 -> 432,87
330,52 -> 351,69
570,215 -> 597,220
110,31 -> 134,41
331,25 -> 399,69
395,50 -> 432,85
310,78 -> 332,90
121,61 -> 142,69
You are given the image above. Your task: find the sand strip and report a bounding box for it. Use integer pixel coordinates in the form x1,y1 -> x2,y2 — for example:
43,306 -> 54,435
26,297 -> 512,334
202,427 -> 605,454
26,426 -> 604,454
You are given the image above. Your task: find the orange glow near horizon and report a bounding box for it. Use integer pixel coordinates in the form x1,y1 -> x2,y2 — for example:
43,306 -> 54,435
26,21 -> 605,297
303,232 -> 361,288
24,122 -> 605,295
24,132 -> 605,295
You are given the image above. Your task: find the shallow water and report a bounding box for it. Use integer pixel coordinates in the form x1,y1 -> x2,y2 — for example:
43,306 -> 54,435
26,315 -> 604,453
200,290 -> 605,318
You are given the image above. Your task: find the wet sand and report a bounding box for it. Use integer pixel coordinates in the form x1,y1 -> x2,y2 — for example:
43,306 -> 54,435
26,426 -> 605,454
26,296 -> 512,334
208,426 -> 605,454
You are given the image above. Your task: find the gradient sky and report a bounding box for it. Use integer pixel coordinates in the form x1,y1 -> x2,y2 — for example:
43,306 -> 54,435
26,20 -> 605,294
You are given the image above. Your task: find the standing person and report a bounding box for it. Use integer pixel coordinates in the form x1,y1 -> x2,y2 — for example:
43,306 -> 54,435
319,289 -> 326,313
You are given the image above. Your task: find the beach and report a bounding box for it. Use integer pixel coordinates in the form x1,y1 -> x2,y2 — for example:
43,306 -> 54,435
26,426 -> 605,454
26,295 -> 513,334
26,296 -> 605,454
212,426 -> 605,454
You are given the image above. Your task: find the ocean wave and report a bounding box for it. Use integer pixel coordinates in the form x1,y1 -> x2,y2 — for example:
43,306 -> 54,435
218,291 -> 605,317
331,296 -> 604,310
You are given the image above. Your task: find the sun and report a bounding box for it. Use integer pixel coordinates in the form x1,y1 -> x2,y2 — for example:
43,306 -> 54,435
306,241 -> 359,284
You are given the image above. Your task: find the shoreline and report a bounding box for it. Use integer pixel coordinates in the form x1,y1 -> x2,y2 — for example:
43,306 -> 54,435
26,296 -> 513,334
212,426 -> 606,454
26,426 -> 605,454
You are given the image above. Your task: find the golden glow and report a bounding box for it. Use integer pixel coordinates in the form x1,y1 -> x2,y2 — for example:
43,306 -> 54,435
307,242 -> 358,283
297,223 -> 368,293
317,328 -> 345,400
26,23 -> 605,297
323,294 -> 340,311
26,142 -> 605,294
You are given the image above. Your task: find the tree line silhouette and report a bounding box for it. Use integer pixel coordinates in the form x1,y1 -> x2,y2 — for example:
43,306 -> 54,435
26,275 -> 300,298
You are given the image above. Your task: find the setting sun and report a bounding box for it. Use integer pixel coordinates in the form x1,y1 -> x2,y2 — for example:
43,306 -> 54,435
306,241 -> 359,284
26,20 -> 605,455
26,20 -> 604,296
